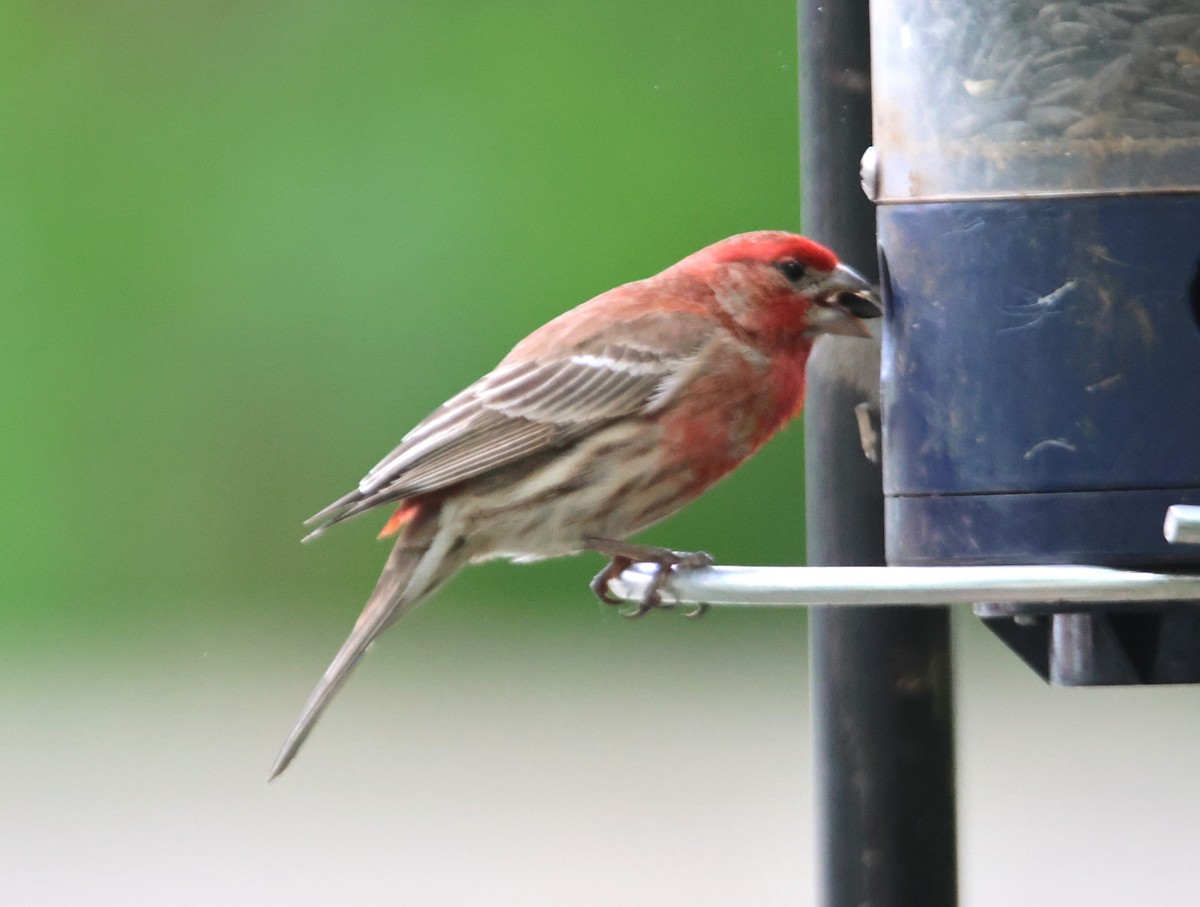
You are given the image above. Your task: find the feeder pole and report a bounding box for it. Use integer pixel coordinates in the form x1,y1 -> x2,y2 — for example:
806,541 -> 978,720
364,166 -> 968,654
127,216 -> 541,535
799,3 -> 958,905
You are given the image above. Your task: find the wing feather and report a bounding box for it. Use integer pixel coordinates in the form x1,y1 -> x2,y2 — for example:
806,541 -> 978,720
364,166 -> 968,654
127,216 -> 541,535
376,351 -> 665,495
304,311 -> 716,538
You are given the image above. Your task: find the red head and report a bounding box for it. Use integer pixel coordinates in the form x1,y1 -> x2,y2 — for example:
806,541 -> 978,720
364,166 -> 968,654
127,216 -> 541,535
678,231 -> 840,272
667,230 -> 880,350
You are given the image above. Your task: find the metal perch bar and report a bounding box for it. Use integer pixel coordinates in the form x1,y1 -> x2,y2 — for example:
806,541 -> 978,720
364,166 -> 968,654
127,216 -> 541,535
608,507 -> 1200,607
606,564 -> 1200,609
1165,505 -> 1200,546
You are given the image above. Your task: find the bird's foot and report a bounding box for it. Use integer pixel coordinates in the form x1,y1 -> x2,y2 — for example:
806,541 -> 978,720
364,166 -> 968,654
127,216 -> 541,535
586,539 -> 714,619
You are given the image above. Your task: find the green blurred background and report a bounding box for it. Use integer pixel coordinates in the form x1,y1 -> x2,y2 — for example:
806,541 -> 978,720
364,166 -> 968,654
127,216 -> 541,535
4,2 -> 1200,904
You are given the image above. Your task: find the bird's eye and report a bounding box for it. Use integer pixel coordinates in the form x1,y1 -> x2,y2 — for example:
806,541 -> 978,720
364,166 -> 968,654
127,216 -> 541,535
777,259 -> 807,282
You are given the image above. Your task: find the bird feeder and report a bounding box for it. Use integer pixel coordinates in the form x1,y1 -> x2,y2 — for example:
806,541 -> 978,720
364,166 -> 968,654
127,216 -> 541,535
870,0 -> 1200,682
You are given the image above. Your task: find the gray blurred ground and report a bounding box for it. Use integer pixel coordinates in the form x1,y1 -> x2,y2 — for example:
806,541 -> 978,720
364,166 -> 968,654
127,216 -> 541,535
5,596 -> 1198,906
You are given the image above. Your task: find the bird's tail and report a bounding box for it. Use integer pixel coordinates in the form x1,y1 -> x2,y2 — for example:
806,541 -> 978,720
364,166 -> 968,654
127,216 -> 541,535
269,503 -> 468,779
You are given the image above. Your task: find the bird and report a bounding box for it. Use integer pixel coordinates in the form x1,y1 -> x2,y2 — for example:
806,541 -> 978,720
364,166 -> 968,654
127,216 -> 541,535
270,230 -> 880,779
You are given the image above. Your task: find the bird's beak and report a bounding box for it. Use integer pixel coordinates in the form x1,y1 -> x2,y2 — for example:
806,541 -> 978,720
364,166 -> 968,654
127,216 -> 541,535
807,264 -> 882,338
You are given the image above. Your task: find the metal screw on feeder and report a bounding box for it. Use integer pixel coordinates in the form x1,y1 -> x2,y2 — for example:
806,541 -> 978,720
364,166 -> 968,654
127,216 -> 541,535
1165,505 -> 1200,547
859,145 -> 879,203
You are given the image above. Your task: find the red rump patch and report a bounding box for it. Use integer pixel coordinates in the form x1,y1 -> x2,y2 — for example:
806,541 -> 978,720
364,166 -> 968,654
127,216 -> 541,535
379,501 -> 420,539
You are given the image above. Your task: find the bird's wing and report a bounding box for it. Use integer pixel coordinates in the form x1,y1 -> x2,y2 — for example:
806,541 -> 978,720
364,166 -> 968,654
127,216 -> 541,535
303,311 -> 714,537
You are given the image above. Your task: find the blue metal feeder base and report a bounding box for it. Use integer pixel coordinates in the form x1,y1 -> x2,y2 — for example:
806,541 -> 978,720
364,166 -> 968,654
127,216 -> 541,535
880,195 -> 1200,567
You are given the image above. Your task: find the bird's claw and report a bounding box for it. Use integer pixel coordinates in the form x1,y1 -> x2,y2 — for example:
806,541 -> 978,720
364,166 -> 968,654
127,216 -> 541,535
587,541 -> 714,619
589,555 -> 633,606
621,597 -> 711,620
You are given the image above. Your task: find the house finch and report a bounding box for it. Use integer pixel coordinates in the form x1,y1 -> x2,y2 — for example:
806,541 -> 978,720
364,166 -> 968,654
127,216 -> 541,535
271,231 -> 880,779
